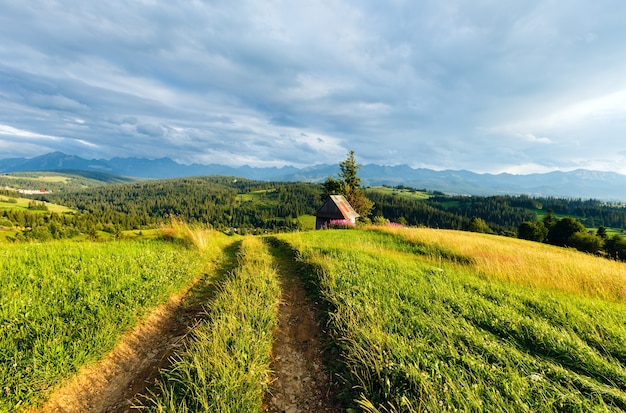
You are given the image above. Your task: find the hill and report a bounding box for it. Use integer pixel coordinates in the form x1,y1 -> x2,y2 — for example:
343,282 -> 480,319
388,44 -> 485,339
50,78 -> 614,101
3,152 -> 626,200
277,228 -> 626,411
0,170 -> 135,192
2,227 -> 624,412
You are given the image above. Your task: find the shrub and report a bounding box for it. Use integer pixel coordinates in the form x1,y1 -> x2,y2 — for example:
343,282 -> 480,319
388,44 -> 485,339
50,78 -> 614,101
568,231 -> 604,254
518,221 -> 548,242
327,219 -> 355,229
372,216 -> 390,226
466,217 -> 493,234
606,234 -> 626,261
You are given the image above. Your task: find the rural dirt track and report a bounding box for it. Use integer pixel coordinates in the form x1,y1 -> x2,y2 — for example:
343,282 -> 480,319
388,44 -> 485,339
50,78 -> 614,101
30,242 -> 240,413
30,239 -> 342,413
262,239 -> 343,413
32,288 -> 194,413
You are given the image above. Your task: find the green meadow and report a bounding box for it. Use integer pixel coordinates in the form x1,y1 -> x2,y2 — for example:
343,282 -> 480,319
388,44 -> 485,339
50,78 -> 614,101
143,236 -> 281,412
367,186 -> 431,201
277,228 -> 626,412
0,235 -> 226,412
0,197 -> 73,214
1,225 -> 625,412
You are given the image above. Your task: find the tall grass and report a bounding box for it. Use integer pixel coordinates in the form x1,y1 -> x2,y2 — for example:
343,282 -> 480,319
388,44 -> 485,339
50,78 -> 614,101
142,236 -> 281,412
0,238 -> 219,412
376,226 -> 626,304
278,229 -> 626,412
159,216 -> 220,252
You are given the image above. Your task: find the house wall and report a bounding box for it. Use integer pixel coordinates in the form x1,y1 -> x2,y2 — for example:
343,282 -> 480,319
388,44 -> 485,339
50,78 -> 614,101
315,216 -> 356,229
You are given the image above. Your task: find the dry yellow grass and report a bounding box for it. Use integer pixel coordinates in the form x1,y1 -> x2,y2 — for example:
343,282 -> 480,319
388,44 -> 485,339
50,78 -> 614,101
378,226 -> 626,304
159,216 -> 233,253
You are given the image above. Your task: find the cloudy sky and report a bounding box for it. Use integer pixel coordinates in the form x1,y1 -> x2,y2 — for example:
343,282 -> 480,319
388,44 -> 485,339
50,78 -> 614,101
1,1 -> 626,174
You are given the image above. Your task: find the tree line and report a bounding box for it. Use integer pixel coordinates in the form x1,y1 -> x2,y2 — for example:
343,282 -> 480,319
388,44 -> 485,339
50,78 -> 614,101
43,176 -> 322,231
4,166 -> 626,260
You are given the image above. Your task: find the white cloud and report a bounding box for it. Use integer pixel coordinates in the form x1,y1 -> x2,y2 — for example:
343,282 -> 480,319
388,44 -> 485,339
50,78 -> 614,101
527,89 -> 626,130
0,124 -> 61,141
1,0 -> 626,174
518,133 -> 553,144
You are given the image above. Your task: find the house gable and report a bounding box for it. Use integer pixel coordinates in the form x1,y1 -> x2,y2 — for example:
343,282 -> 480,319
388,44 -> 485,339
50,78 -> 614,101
313,195 -> 360,229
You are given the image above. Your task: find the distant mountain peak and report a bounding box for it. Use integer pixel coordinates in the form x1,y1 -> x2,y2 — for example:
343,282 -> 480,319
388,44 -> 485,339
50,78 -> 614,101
2,152 -> 626,201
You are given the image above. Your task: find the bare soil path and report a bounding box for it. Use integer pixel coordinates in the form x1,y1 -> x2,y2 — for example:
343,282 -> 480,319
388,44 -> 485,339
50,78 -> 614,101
29,242 -> 240,413
263,238 -> 343,413
28,238 -> 344,413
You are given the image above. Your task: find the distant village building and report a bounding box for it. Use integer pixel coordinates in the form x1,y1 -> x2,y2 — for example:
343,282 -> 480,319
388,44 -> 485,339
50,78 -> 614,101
17,189 -> 52,195
313,195 -> 360,229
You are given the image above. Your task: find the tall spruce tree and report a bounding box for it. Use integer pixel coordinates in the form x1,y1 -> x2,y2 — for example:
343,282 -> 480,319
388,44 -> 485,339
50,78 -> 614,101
322,150 -> 374,220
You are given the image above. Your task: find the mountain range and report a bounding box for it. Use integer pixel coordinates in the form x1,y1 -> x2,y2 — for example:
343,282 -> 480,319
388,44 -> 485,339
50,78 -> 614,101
2,151 -> 626,201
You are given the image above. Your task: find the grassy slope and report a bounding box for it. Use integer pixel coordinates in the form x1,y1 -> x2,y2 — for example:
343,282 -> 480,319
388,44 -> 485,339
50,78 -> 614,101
3,226 -> 625,412
0,231 -> 233,412
0,196 -> 74,214
0,171 -> 134,192
143,236 -> 281,412
367,186 -> 430,201
278,228 -> 626,412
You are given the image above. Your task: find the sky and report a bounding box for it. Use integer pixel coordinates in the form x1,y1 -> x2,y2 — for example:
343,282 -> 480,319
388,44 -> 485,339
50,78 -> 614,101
1,0 -> 626,174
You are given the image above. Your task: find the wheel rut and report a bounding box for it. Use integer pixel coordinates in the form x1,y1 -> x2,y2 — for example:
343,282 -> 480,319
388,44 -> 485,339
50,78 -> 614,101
263,238 -> 343,413
28,238 -> 343,413
29,242 -> 240,413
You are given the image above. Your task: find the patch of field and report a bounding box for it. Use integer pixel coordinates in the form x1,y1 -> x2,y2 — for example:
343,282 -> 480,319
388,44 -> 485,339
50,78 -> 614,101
0,171 -> 134,193
0,235 -> 228,412
367,186 -> 430,200
378,226 -> 626,303
0,197 -> 74,213
235,189 -> 277,203
34,176 -> 71,183
277,228 -> 626,412
297,214 -> 316,231
1,174 -> 68,182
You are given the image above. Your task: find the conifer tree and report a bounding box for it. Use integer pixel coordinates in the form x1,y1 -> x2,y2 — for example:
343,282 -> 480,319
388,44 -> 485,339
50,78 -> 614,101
322,150 -> 374,220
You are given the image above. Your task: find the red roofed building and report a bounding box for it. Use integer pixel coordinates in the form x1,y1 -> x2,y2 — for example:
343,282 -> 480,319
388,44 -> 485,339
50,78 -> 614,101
313,195 -> 360,229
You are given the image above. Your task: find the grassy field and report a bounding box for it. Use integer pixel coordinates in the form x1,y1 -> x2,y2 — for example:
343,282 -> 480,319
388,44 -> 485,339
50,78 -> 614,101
380,226 -> 626,303
3,225 -> 626,412
297,214 -> 316,231
0,229 -> 232,412
1,173 -> 70,184
277,228 -> 626,412
0,171 -> 135,192
0,196 -> 74,214
235,189 -> 277,203
142,236 -> 281,412
367,186 -> 430,201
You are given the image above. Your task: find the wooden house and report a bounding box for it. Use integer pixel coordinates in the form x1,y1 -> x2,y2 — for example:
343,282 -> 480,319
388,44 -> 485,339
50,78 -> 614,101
313,195 -> 360,229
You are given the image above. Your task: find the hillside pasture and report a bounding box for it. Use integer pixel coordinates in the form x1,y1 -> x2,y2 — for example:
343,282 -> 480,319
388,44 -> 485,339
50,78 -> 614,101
379,226 -> 626,303
2,225 -> 625,412
367,186 -> 430,201
278,228 -> 626,412
0,171 -> 135,192
0,235 -> 229,412
0,196 -> 74,214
